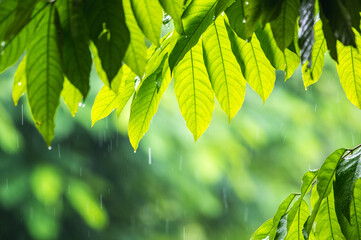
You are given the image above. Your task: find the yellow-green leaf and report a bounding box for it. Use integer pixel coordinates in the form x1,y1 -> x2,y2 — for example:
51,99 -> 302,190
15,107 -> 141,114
250,218 -> 274,240
336,30 -> 361,109
226,24 -> 276,102
312,186 -> 346,240
91,65 -> 136,126
302,20 -> 327,89
255,23 -> 299,80
128,57 -> 170,151
203,16 -> 246,121
12,56 -> 26,106
26,5 -> 63,146
174,39 -> 215,141
286,199 -> 310,240
130,0 -> 162,45
61,78 -> 83,117
123,0 -> 147,77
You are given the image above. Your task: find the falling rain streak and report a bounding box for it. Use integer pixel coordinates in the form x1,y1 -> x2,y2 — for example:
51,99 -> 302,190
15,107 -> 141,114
148,147 -> 152,165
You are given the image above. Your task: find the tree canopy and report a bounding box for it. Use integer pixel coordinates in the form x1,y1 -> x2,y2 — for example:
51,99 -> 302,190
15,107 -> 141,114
2,0 -> 361,239
0,0 -> 360,149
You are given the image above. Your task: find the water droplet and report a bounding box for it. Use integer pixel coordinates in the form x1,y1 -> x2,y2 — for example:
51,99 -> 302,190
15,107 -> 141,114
18,82 -> 21,86
134,150 -> 137,153
48,146 -> 52,150
78,102 -> 82,107
243,18 -> 246,23
212,16 -> 216,20
245,1 -> 249,5
81,103 -> 85,108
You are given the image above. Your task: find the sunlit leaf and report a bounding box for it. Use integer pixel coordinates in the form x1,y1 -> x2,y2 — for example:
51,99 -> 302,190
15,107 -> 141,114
174,39 -> 214,141
226,24 -> 276,102
203,16 -> 246,121
168,0 -> 233,71
225,0 -> 261,40
128,56 -> 170,151
312,186 -> 346,240
91,65 -> 136,126
26,4 -> 63,146
123,0 -> 147,77
130,0 -> 162,45
159,0 -> 183,33
61,78 -> 83,117
12,56 -> 26,106
256,24 -> 300,80
270,0 -> 299,51
250,218 -> 274,240
350,178 -> 361,238
286,199 -> 310,240
336,30 -> 361,109
85,0 -> 129,83
304,148 -> 345,236
334,147 -> 361,222
302,20 -> 327,89
269,193 -> 299,239
56,0 -> 91,97
275,214 -> 288,240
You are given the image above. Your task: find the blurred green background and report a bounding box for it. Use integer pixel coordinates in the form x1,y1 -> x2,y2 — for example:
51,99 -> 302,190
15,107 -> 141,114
0,55 -> 360,240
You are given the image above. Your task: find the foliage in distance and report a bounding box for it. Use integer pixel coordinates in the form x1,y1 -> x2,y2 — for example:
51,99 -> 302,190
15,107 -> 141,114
251,144 -> 361,240
1,0 -> 361,150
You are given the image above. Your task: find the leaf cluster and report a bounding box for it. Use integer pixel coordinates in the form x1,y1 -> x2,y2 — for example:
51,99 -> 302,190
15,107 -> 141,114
251,145 -> 361,240
0,0 -> 361,150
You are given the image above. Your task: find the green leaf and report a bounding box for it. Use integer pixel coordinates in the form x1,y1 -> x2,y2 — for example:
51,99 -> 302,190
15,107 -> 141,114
145,32 -> 176,79
256,23 -> 300,80
312,186 -> 346,240
225,0 -> 261,40
302,20 -> 327,89
286,199 -> 310,240
168,0 -> 232,72
12,56 -> 26,106
0,0 -> 17,41
298,0 -> 314,67
275,214 -> 288,240
130,0 -> 162,45
270,0 -> 299,51
128,56 -> 170,151
250,218 -> 274,240
56,0 -> 91,97
269,193 -> 299,239
300,170 -> 318,198
334,147 -> 361,222
0,3 -> 41,73
336,30 -> 361,109
319,0 -> 356,48
203,16 -> 246,121
304,148 -> 346,236
123,0 -> 147,77
4,0 -> 38,41
226,24 -> 276,102
61,78 -> 83,117
159,0 -> 183,33
350,178 -> 361,239
26,4 -> 64,146
85,0 -> 129,83
92,64 -> 136,126
174,39 -> 214,141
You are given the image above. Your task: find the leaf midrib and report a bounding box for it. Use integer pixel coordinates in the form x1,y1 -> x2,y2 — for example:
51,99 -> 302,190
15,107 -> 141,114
213,22 -> 231,119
